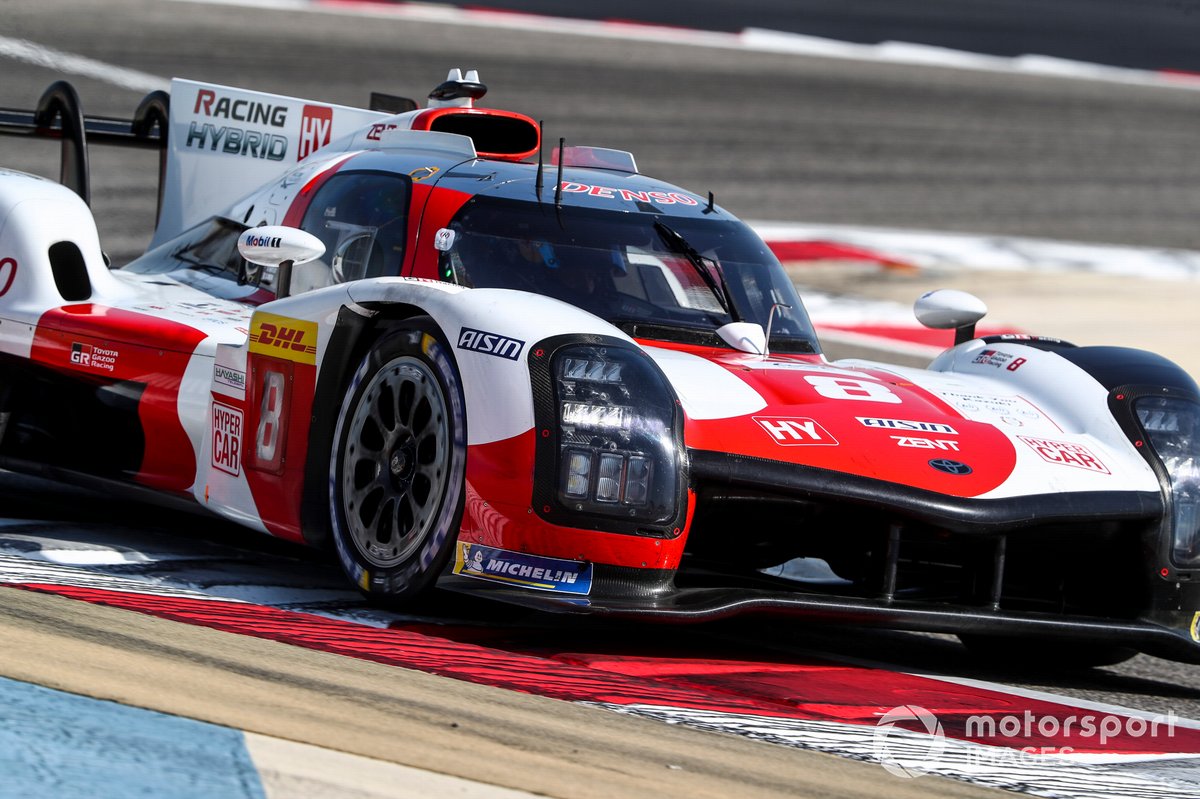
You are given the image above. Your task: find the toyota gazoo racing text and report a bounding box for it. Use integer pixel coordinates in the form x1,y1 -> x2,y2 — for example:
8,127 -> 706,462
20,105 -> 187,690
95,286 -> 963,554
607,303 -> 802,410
0,70 -> 1197,667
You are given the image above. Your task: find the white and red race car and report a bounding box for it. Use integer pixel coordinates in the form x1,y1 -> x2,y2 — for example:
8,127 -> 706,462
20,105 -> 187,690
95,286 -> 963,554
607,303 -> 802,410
1,70 -> 1197,666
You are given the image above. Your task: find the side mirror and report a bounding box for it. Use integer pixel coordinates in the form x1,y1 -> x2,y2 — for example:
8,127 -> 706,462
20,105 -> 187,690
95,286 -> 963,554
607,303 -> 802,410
914,289 -> 987,346
238,226 -> 326,299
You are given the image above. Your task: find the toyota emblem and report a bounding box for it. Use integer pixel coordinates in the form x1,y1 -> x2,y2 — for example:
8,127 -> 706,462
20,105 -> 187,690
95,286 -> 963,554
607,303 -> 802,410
929,458 -> 973,475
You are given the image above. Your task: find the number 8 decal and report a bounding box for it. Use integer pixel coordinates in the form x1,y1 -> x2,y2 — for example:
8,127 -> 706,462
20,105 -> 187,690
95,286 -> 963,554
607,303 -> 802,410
805,375 -> 901,404
250,363 -> 291,472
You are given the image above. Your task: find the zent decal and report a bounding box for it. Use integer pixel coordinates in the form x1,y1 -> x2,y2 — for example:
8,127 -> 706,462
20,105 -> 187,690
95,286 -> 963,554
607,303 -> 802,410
892,436 -> 960,451
453,542 -> 593,595
249,313 -> 318,364
753,416 -> 838,446
805,375 -> 901,404
0,257 -> 15,297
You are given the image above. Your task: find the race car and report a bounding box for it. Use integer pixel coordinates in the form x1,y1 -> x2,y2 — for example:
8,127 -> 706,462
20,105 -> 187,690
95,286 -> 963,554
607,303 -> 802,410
0,70 -> 1197,666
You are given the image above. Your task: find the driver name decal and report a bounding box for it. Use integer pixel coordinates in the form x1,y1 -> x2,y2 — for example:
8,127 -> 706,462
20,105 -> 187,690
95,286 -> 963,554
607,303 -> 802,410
249,313 -> 317,364
453,542 -> 592,595
1019,436 -> 1110,474
457,327 -> 524,360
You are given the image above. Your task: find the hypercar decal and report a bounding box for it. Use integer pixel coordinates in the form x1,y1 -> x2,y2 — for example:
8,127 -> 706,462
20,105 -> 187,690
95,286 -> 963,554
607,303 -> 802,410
248,312 -> 317,364
210,401 -> 243,477
1018,436 -> 1110,474
453,542 -> 593,595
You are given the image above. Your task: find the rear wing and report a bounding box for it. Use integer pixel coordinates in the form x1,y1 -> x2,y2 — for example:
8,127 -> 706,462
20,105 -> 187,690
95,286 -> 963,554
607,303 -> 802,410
0,79 -> 397,246
0,80 -> 168,213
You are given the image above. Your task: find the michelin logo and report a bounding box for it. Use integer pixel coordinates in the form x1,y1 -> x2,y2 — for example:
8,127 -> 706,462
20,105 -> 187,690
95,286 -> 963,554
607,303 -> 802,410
453,542 -> 592,595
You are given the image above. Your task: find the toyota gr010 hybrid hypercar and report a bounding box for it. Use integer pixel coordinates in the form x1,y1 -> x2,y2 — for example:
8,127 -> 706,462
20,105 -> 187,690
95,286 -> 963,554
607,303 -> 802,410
0,70 -> 1197,666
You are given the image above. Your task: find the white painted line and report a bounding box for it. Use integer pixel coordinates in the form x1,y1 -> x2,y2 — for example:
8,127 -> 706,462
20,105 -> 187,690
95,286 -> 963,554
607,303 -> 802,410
245,732 -> 541,799
0,36 -> 168,93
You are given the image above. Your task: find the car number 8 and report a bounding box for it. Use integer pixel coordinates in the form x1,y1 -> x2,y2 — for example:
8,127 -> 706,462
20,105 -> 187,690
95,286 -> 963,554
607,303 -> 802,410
256,370 -> 287,462
804,375 -> 901,404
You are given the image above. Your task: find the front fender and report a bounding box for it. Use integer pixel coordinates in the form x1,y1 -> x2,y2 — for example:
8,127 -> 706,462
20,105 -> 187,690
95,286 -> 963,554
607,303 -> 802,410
346,279 -> 634,446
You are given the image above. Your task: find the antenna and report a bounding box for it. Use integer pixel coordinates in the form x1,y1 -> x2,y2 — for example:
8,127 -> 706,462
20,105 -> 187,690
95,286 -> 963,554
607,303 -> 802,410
535,120 -> 544,202
705,191 -> 715,214
554,137 -> 565,209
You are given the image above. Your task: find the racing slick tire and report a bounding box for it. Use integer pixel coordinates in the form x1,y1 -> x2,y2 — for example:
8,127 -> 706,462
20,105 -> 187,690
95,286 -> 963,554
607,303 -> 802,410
958,634 -> 1137,669
329,318 -> 467,605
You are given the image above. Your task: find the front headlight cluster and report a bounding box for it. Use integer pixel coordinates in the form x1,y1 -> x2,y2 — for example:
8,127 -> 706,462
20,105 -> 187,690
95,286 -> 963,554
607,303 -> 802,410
1137,397 -> 1200,568
553,346 -> 679,523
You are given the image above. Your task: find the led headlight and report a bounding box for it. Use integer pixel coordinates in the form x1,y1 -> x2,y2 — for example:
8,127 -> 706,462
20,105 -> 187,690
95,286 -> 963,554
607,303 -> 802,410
551,345 -> 680,524
1137,396 -> 1200,568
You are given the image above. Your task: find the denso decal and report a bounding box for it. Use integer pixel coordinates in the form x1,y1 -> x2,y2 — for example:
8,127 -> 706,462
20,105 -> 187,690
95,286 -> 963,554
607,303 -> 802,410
187,89 -> 288,161
0,257 -> 15,297
298,105 -> 333,160
858,417 -> 958,434
558,182 -> 699,206
69,342 -> 118,372
1019,436 -> 1110,474
248,313 -> 318,365
453,542 -> 592,595
892,436 -> 960,451
211,401 -> 243,477
457,327 -> 524,360
753,416 -> 838,446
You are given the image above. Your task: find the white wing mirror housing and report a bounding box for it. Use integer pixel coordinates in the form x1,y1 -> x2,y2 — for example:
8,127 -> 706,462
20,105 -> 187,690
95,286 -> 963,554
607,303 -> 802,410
238,226 -> 326,299
913,289 -> 988,345
717,322 -> 767,355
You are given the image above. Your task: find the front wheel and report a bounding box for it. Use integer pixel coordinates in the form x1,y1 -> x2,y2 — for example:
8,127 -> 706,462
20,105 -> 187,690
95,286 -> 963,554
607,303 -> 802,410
329,319 -> 467,604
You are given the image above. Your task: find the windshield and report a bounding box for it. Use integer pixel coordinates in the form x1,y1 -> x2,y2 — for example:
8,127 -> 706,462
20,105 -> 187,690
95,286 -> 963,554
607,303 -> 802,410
440,197 -> 818,352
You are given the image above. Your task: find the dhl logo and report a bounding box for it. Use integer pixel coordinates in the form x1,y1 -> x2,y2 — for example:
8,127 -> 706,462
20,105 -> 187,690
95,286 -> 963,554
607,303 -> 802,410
249,313 -> 317,364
